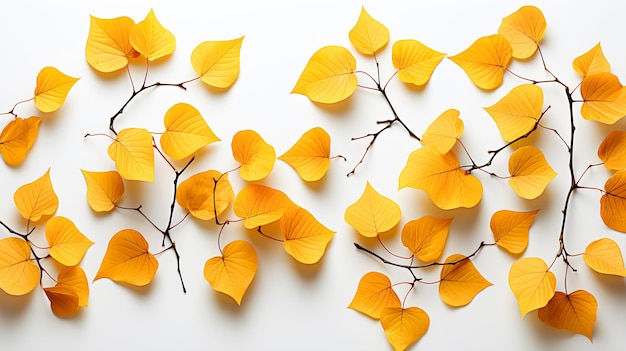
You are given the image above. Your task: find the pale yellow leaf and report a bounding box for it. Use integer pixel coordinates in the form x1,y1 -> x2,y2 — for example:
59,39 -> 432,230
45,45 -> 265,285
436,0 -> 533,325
491,209 -> 539,254
498,5 -> 546,59
81,169 -> 124,212
439,254 -> 492,307
380,307 -> 430,351
484,84 -> 544,142
281,206 -> 335,264
448,35 -> 512,90
573,42 -> 610,77
232,130 -> 276,181
278,127 -> 331,182
191,37 -> 243,89
85,15 -> 139,73
0,238 -> 39,296
13,168 -> 58,222
584,238 -> 626,276
46,216 -> 94,266
580,72 -> 626,124
129,9 -> 175,61
349,7 -> 389,55
160,102 -> 220,160
508,146 -> 557,200
509,257 -> 556,317
421,109 -> 463,154
344,182 -> 401,238
34,67 -> 79,113
204,240 -> 257,305
392,39 -> 445,86
108,128 -> 154,182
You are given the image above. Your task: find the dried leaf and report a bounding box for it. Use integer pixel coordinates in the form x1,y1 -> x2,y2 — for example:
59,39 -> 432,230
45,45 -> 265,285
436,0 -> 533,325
0,238 -> 39,296
601,170 -> 626,232
508,146 -> 556,200
108,128 -> 154,182
344,182 -> 401,238
573,42 -> 610,77
598,130 -> 626,170
13,168 -> 58,222
439,254 -> 492,307
392,39 -> 445,87
401,216 -> 452,262
281,206 -> 335,264
448,34 -> 512,90
191,37 -> 243,89
129,9 -> 175,61
348,272 -> 401,320
580,72 -> 626,124
204,240 -> 257,305
232,130 -> 276,182
498,5 -> 546,59
583,238 -> 626,276
349,7 -> 389,55
34,67 -> 79,113
56,266 -> 89,307
380,307 -> 429,351
538,290 -> 597,341
85,15 -> 139,73
234,184 -> 294,229
0,116 -> 41,166
81,169 -> 124,212
176,170 -> 234,221
46,216 -> 94,266
44,286 -> 80,317
421,109 -> 463,154
508,257 -> 556,317
278,127 -> 331,182
160,102 -> 220,160
484,84 -> 543,142
491,209 -> 539,254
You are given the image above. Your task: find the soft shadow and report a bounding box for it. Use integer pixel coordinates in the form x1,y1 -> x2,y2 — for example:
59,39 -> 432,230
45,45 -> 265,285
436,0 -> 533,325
589,273 -> 626,296
0,290 -> 34,319
313,96 -> 354,116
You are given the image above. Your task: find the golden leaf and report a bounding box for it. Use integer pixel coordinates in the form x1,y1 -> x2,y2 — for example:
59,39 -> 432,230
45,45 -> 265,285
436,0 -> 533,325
108,128 -> 154,182
281,206 -> 335,264
85,15 -> 139,73
234,184 -> 294,229
448,34 -> 512,90
0,116 -> 41,166
46,216 -> 94,266
0,238 -> 39,296
129,9 -> 175,61
498,5 -> 546,59
380,307 -> 429,351
538,290 -> 597,341
580,72 -> 626,124
44,286 -> 80,317
508,146 -> 557,200
191,37 -> 243,89
484,84 -> 544,142
160,102 -> 220,160
573,42 -> 610,77
232,130 -> 276,181
401,216 -> 452,262
598,130 -> 626,170
491,209 -> 539,254
344,182 -> 401,238
204,240 -> 257,305
601,170 -> 626,232
508,257 -> 556,317
349,7 -> 389,55
13,168 -> 58,222
81,169 -> 124,212
176,170 -> 234,221
421,109 -> 463,154
439,254 -> 492,307
278,127 -> 331,182
34,67 -> 79,113
56,266 -> 89,307
348,272 -> 401,320
583,238 -> 626,276
392,39 -> 446,86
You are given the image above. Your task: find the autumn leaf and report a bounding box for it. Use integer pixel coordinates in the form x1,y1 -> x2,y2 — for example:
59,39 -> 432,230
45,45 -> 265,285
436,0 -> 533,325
56,266 -> 89,307
598,130 -> 626,170
292,46 -> 357,104
278,127 -> 332,182
85,15 -> 139,73
420,109 -> 463,154
13,168 -> 58,222
509,257 -> 556,317
448,34 -> 512,90
176,169 -> 234,221
380,307 -> 429,351
399,145 -> 482,210
81,169 -> 124,212
129,9 -> 175,61
44,286 -> 80,317
508,146 -> 557,200
600,170 -> 626,232
232,130 -> 276,181
0,116 -> 41,166
0,238 -> 39,296
583,238 -> 626,276
108,128 -> 154,182
491,209 -> 539,254
94,229 -> 158,286
498,5 -> 546,59
392,39 -> 445,87
573,42 -> 610,77
344,182 -> 401,238
538,290 -> 597,341
160,102 -> 220,160
46,216 -> 93,266
233,184 -> 294,229
580,72 -> 626,124
204,240 -> 257,305
281,206 -> 335,264
439,254 -> 492,307
191,37 -> 243,89
349,7 -> 389,55
348,272 -> 401,320
401,216 -> 452,262
483,84 -> 543,142
34,67 -> 79,113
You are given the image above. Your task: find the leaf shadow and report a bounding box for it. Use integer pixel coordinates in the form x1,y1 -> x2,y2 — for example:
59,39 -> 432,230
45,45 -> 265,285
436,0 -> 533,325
527,311 -> 581,346
0,290 -> 34,319
588,272 -> 626,296
312,97 -> 354,116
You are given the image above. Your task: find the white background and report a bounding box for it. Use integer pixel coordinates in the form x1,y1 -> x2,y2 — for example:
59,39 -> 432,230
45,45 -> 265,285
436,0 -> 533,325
1,1 -> 626,350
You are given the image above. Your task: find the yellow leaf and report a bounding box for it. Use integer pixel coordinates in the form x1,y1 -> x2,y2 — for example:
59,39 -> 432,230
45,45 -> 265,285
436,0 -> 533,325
0,238 -> 39,296
401,216 -> 452,262
598,131 -> 626,170
421,109 -> 463,154
580,72 -> 626,124
129,9 -> 175,61
490,209 -> 539,254
538,290 -> 597,341
292,46 -> 357,104
399,145 -> 482,210
56,266 -> 89,307
584,238 -> 626,276
573,42 -> 610,77
108,128 -> 154,182
508,257 -> 556,317
45,216 -> 94,266
204,240 -> 257,305
94,229 -> 158,286
448,34 -> 512,90
44,286 -> 80,318
176,170 -> 234,221
601,170 -> 626,232
344,182 -> 401,238
85,15 -> 139,73
81,169 -> 124,212
34,67 -> 79,113
191,37 -> 243,89
232,130 -> 276,181
349,7 -> 389,55
0,116 -> 41,166
234,184 -> 294,229
497,5 -> 546,59
281,206 -> 335,264
484,84 -> 544,142
508,146 -> 557,200
348,272 -> 401,320
439,254 -> 492,307
380,307 -> 429,351
13,168 -> 58,222
392,39 -> 445,86
278,127 -> 331,182
160,103 -> 220,160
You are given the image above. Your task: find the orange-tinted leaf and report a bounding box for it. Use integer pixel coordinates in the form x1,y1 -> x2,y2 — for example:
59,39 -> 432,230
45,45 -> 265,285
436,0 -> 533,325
232,130 -> 276,181
34,67 -> 79,113
598,130 -> 626,170
439,254 -> 492,307
234,184 -> 294,229
45,216 -> 94,266
401,216 -> 452,262
85,15 -> 139,73
0,238 -> 39,296
94,229 -> 158,286
448,35 -> 512,90
348,272 -> 401,320
0,116 -> 41,166
129,9 -> 175,61
380,307 -> 429,351
498,5 -> 546,59
191,37 -> 243,89
508,146 -> 556,200
344,182 -> 401,238
108,128 -> 154,182
292,46 -> 357,104
14,168 -> 58,222
392,39 -> 445,87
204,240 -> 257,305
56,266 -> 89,307
491,209 -> 539,254
421,109 -> 463,154
538,290 -> 597,341
44,286 -> 80,317
573,43 -> 610,77
160,102 -> 220,160
580,72 -> 626,124
399,145 -> 482,209
278,127 -> 331,182
349,7 -> 389,55
584,238 -> 626,276
81,169 -> 124,212
601,170 -> 626,232
281,206 -> 335,264
176,170 -> 234,221
484,84 -> 543,142
509,257 -> 556,317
